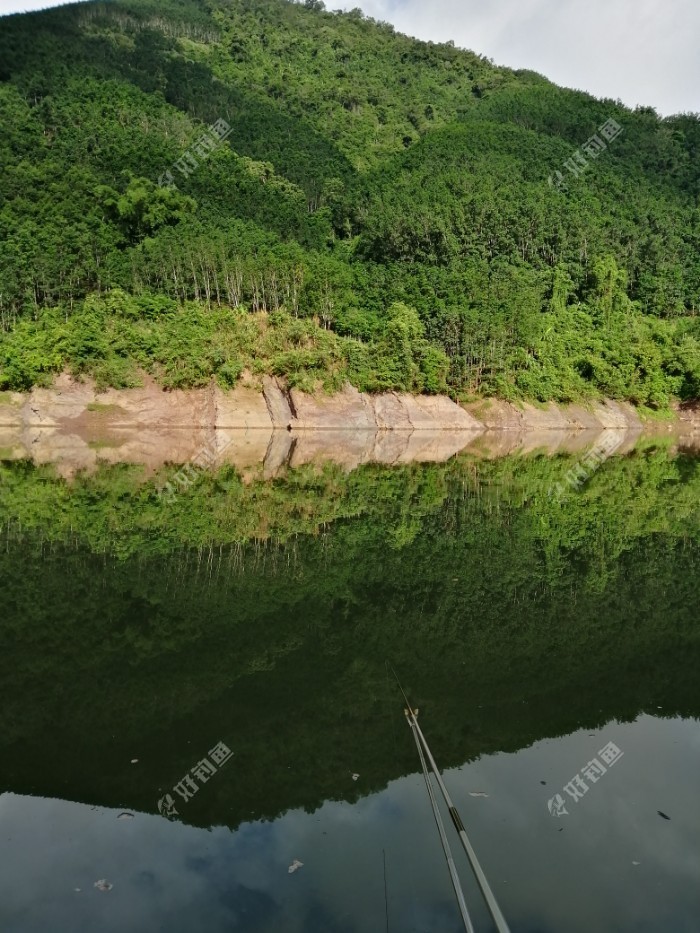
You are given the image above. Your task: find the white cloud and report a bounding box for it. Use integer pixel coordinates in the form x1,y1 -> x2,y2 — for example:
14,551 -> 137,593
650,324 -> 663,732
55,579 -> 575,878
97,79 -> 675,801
0,0 -> 90,14
337,0 -> 700,116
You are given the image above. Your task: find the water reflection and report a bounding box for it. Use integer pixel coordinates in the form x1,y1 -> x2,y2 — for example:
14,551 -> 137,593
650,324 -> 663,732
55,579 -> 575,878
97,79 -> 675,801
2,715 -> 699,932
0,448 -> 698,930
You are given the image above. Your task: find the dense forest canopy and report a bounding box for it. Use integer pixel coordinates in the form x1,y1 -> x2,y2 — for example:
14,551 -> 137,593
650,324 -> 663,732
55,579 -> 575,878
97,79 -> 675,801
1,0 -> 699,404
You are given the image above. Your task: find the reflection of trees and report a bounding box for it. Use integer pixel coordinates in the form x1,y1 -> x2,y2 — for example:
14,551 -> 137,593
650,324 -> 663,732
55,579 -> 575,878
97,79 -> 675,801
0,449 -> 697,828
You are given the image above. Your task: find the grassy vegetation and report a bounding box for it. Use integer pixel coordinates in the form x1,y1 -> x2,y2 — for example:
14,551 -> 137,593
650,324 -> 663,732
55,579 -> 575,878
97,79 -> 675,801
0,294 -> 449,394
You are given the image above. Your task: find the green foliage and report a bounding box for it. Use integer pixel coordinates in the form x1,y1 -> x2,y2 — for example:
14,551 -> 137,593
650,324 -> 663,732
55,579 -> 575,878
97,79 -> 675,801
357,302 -> 450,392
96,176 -> 196,244
0,290 -> 450,394
0,0 -> 698,404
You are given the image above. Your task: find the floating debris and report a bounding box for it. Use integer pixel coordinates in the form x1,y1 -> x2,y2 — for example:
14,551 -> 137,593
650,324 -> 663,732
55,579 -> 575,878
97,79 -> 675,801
657,811 -> 671,821
469,792 -> 489,798
632,861 -> 641,866
117,812 -> 134,820
74,888 -> 81,893
351,773 -> 360,782
94,879 -> 113,892
288,860 -> 304,874
131,759 -> 139,764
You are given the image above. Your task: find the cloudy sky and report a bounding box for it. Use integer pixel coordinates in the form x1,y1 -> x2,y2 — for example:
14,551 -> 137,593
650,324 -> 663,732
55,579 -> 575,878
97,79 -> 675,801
0,0 -> 697,116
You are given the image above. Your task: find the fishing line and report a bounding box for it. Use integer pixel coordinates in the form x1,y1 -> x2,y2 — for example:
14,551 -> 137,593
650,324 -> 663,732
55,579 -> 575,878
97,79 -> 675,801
383,848 -> 389,933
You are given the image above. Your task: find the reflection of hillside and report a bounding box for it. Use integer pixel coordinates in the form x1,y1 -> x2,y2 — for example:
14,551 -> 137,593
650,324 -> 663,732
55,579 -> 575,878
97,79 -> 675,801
0,450 -> 698,830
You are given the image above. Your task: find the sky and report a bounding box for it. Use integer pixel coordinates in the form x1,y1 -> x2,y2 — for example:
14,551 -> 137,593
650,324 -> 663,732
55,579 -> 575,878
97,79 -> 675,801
2,716 -> 700,932
0,0 -> 697,116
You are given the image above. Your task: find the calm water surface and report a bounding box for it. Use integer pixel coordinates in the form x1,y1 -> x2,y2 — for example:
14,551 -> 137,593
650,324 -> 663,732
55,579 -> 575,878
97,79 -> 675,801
0,445 -> 698,932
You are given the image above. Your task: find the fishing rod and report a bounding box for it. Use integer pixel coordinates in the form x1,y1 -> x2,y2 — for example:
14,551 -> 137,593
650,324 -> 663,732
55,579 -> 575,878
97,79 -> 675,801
392,665 -> 511,933
405,708 -> 476,933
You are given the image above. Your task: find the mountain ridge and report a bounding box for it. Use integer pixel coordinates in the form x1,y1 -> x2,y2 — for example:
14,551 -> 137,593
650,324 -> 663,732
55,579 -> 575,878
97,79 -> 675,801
0,0 -> 698,405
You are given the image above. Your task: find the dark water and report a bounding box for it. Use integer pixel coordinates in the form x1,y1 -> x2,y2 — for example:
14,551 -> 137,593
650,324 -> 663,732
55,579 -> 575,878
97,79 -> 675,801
0,446 -> 699,932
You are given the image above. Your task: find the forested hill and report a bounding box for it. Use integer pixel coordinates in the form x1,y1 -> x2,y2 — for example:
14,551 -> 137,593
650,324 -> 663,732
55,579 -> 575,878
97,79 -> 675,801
1,0 -> 699,405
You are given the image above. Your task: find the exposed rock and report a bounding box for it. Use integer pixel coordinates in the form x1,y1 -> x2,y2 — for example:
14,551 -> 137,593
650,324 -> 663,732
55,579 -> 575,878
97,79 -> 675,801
289,384 -> 376,431
262,377 -> 294,429
463,400 -> 524,431
18,374 -> 214,431
463,398 -> 644,435
564,404 -> 611,431
594,400 -> 641,430
285,385 -> 480,432
1,374 -> 696,476
214,385 -> 272,430
22,374 -> 97,427
3,374 -> 658,435
397,393 -> 481,432
517,402 -> 570,432
372,393 -> 413,431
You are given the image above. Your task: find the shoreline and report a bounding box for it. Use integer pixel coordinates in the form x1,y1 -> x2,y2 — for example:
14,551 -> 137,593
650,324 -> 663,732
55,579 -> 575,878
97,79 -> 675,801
2,373 -> 698,433
0,376 -> 697,477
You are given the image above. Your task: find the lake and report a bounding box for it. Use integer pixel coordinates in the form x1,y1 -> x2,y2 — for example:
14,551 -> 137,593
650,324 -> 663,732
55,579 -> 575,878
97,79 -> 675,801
0,440 -> 698,932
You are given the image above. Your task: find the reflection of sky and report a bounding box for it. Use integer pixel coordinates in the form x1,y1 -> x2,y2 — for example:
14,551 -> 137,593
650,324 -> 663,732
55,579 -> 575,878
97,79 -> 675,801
1,715 -> 699,932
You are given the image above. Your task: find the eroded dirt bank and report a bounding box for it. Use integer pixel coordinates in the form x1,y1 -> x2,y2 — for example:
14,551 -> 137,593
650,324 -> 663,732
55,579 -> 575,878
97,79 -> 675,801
0,375 -> 697,476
